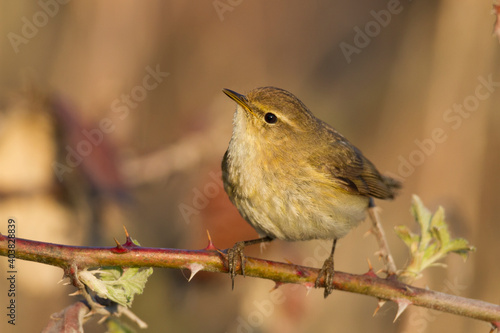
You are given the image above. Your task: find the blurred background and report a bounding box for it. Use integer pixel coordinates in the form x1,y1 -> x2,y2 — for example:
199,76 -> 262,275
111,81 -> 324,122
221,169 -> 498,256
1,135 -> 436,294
0,1 -> 499,332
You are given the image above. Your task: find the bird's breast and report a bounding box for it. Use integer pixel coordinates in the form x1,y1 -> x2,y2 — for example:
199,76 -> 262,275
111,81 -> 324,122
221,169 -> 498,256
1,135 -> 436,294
223,133 -> 370,241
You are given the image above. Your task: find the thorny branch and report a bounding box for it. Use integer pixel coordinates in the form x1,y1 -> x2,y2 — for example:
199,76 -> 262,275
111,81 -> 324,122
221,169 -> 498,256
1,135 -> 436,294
0,232 -> 499,331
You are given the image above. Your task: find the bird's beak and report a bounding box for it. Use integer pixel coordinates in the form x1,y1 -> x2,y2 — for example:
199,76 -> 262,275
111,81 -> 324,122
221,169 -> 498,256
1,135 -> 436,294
222,89 -> 256,116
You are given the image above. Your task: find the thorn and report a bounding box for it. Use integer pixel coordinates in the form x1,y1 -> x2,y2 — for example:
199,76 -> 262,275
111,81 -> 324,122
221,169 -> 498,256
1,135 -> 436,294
373,299 -> 387,317
366,258 -> 373,271
123,226 -> 136,247
123,225 -> 130,239
68,290 -> 82,296
216,247 -> 226,258
186,263 -> 204,282
271,282 -> 284,291
85,309 -> 105,320
364,270 -> 378,278
84,311 -> 95,319
393,299 -> 412,322
303,282 -> 315,296
259,241 -> 268,253
205,230 -> 217,250
363,229 -> 374,238
364,258 -> 378,278
112,238 -> 128,253
405,285 -> 415,294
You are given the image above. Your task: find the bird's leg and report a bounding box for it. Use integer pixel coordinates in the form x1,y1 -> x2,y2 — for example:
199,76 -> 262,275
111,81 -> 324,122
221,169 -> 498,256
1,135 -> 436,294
315,238 -> 337,298
368,198 -> 397,276
226,236 -> 274,289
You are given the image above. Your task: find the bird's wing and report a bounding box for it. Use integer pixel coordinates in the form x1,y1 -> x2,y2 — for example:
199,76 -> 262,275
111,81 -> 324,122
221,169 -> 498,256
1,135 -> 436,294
309,127 -> 400,199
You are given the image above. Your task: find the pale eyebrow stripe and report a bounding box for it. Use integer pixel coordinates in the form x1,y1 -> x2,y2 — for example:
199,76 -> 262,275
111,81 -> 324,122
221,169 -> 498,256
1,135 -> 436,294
252,101 -> 296,127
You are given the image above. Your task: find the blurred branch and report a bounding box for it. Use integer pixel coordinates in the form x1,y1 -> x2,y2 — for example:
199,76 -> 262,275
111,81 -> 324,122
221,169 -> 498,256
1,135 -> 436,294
1,232 -> 499,330
494,3 -> 500,42
121,116 -> 228,187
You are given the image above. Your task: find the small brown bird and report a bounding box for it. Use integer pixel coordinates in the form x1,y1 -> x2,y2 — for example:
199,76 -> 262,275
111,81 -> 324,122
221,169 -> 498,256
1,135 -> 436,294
222,87 -> 400,297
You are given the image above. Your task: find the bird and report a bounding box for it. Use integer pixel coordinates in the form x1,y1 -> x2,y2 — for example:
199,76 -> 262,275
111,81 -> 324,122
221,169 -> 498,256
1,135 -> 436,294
221,86 -> 401,297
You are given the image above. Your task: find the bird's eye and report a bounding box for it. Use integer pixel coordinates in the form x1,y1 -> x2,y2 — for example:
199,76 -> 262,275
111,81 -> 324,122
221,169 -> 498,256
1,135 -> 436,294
264,112 -> 278,124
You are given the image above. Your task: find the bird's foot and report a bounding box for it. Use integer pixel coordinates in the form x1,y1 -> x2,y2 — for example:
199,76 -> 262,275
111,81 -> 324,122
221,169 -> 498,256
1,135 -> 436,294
226,241 -> 246,289
315,256 -> 335,298
226,236 -> 274,289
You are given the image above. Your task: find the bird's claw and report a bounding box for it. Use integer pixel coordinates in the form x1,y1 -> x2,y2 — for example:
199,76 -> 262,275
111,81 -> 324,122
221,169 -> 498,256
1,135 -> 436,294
315,256 -> 335,298
226,241 -> 246,289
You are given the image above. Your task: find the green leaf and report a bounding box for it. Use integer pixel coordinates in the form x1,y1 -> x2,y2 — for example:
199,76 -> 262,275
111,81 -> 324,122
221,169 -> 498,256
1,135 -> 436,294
78,237 -> 153,307
396,195 -> 475,283
443,238 -> 476,260
394,225 -> 416,249
410,195 -> 431,233
79,266 -> 153,307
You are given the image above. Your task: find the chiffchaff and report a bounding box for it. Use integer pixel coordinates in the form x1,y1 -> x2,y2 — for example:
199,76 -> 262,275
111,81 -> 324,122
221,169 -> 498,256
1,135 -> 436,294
222,86 -> 400,297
